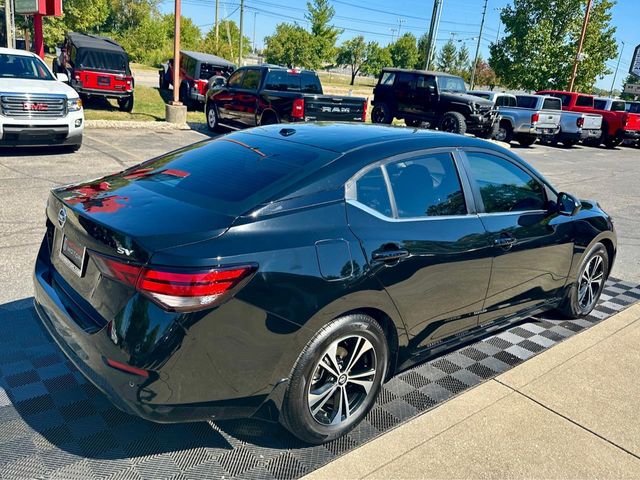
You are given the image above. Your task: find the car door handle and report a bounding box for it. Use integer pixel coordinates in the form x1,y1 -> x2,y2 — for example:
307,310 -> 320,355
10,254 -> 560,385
372,249 -> 409,263
493,236 -> 517,249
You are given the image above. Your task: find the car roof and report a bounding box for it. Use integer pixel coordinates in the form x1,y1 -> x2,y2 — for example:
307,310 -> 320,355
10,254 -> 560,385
181,50 -> 235,67
0,47 -> 37,57
240,122 -> 502,154
381,67 -> 460,78
67,32 -> 126,53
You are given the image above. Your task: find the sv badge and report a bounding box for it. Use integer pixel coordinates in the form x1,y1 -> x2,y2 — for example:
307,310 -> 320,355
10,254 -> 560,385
117,246 -> 134,256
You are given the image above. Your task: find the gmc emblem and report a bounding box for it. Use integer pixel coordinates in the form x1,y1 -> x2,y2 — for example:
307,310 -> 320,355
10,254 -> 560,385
23,102 -> 48,111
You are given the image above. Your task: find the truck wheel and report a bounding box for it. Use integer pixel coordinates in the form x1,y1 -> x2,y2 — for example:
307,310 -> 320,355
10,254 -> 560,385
206,103 -> 221,132
562,139 -> 578,148
371,103 -> 392,124
118,95 -> 134,113
405,118 -> 422,128
603,135 -> 622,148
518,134 -> 537,147
439,112 -> 467,135
495,121 -> 513,143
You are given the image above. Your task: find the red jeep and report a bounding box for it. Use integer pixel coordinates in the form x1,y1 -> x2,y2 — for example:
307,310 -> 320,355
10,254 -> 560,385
54,33 -> 135,112
537,90 -> 640,148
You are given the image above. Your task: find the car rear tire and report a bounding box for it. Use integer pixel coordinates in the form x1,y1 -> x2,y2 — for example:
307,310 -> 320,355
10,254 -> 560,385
405,118 -> 422,128
439,111 -> 467,135
118,95 -> 134,113
562,139 -> 578,148
517,134 -> 537,147
559,242 -> 609,319
280,314 -> 388,445
603,135 -> 622,148
371,103 -> 392,124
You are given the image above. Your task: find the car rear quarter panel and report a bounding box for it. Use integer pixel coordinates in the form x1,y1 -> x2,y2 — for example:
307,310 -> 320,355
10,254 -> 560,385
147,201 -> 406,403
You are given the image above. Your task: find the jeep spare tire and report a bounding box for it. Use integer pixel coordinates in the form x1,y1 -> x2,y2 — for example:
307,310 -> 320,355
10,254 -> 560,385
439,112 -> 467,135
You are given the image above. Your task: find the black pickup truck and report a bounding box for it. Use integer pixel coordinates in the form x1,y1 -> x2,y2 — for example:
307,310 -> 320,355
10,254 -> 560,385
371,68 -> 497,138
204,65 -> 367,131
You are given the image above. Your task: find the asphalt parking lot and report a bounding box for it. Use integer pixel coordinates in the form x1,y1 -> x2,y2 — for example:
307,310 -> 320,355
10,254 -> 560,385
1,128 -> 638,306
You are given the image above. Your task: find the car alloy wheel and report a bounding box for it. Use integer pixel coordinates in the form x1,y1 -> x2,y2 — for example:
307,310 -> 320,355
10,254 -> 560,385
578,254 -> 604,311
307,334 -> 377,426
495,126 -> 508,142
207,105 -> 218,131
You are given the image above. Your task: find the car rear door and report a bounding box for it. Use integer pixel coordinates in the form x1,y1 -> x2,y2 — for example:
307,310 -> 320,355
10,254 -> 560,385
346,149 -> 493,350
460,149 -> 574,324
393,72 -> 416,116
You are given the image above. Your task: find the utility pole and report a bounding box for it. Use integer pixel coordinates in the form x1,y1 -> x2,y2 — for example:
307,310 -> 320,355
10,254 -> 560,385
4,0 -> 14,49
568,0 -> 593,92
215,0 -> 219,50
238,0 -> 244,66
389,28 -> 397,42
252,11 -> 257,53
424,0 -> 443,70
610,41 -> 625,97
172,0 -> 181,105
397,18 -> 405,38
469,0 -> 488,90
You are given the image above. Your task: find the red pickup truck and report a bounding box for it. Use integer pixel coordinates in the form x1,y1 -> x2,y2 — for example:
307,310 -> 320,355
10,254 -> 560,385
536,90 -> 640,148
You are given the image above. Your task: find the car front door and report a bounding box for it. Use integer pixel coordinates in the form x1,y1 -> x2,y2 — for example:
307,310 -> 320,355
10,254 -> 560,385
213,68 -> 245,125
460,149 -> 574,324
234,68 -> 262,127
346,149 -> 494,351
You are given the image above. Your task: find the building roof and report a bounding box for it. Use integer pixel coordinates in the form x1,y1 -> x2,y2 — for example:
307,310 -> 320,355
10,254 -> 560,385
67,32 -> 127,54
181,50 -> 235,67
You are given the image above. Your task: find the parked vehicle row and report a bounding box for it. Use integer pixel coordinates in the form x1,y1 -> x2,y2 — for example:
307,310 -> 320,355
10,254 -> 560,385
204,64 -> 368,131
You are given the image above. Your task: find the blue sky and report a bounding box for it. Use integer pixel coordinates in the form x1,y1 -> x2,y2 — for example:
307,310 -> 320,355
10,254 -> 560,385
160,0 -> 639,90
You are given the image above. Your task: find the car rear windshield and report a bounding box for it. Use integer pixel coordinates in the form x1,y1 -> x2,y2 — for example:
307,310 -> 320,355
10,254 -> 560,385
516,96 -> 539,109
120,134 -> 335,215
542,98 -> 562,110
0,54 -> 53,80
76,49 -> 129,73
264,70 -> 322,94
628,103 -> 640,113
610,100 -> 626,112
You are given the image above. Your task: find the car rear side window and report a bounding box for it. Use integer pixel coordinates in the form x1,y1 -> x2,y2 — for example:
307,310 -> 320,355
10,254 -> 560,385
496,95 -> 516,107
355,167 -> 392,217
516,96 -> 538,109
395,73 -> 414,89
576,95 -> 594,107
386,153 -> 467,218
380,71 -> 395,85
465,152 -> 546,213
611,101 -> 626,112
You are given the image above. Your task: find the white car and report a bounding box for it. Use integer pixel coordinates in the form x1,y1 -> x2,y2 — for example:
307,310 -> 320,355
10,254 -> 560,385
0,47 -> 83,151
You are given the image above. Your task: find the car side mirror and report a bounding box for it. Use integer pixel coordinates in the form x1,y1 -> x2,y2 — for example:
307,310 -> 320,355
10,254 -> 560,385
56,73 -> 69,83
557,192 -> 581,216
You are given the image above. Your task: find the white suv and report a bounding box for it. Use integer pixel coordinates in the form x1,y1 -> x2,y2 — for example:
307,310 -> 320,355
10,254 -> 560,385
0,48 -> 84,151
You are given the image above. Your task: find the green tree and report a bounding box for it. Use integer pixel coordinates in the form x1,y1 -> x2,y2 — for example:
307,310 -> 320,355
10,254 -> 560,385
489,0 -> 618,91
43,0 -> 111,47
361,42 -> 392,77
388,33 -> 419,69
106,0 -> 160,32
473,56 -> 499,89
264,23 -> 316,68
201,20 -> 251,63
305,0 -> 342,67
436,39 -> 457,72
417,32 -> 435,69
455,44 -> 471,80
161,14 -> 201,51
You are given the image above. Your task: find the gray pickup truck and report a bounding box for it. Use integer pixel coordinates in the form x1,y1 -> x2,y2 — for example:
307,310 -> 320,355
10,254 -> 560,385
469,91 -> 561,146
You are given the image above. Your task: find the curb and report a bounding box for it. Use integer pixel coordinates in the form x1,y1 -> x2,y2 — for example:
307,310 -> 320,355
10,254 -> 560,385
85,120 -> 206,131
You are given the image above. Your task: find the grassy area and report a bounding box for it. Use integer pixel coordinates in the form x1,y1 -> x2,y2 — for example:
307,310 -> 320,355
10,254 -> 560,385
83,85 -> 205,123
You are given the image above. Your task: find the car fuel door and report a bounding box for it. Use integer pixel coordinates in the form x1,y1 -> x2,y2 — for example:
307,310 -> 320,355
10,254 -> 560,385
346,150 -> 493,352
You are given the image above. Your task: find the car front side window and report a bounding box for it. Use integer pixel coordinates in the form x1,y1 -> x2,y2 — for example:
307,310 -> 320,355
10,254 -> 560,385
227,70 -> 244,88
465,152 -> 546,213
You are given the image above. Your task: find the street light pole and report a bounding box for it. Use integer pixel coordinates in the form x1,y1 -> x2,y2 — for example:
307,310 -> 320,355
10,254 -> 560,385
424,0 -> 443,70
215,0 -> 219,50
469,0 -> 488,90
610,41 -> 625,97
568,0 -> 593,92
252,11 -> 257,53
172,0 -> 181,105
238,0 -> 244,66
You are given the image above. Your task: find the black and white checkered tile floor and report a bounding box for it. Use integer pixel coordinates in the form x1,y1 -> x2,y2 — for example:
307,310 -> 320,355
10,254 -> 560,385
1,279 -> 639,480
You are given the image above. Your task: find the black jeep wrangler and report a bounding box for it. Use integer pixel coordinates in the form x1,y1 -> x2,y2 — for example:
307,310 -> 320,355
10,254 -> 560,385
371,68 -> 497,138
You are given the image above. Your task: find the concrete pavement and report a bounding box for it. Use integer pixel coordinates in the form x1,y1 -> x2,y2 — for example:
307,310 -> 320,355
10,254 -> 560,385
305,303 -> 640,479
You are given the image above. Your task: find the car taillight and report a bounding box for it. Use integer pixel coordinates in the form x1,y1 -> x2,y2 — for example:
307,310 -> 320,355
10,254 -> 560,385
577,116 -> 584,128
362,100 -> 368,122
622,115 -> 629,127
93,254 -> 257,312
292,98 -> 305,119
531,113 -> 539,124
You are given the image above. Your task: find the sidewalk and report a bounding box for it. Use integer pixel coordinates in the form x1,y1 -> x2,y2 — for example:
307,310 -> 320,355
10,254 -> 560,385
305,303 -> 640,479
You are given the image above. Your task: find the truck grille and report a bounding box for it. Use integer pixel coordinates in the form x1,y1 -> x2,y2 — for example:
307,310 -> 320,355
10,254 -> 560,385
0,94 -> 67,119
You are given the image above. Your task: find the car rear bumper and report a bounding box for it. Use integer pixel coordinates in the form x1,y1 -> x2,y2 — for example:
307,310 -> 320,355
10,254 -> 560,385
32,237 -> 276,423
622,130 -> 640,139
76,87 -> 132,99
580,128 -> 601,139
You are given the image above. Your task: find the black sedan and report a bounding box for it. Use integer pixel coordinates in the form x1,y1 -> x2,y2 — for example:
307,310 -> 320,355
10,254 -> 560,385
33,123 -> 616,444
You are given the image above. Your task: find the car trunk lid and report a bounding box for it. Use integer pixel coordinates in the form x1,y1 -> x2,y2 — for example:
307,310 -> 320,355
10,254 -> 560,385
304,95 -> 367,122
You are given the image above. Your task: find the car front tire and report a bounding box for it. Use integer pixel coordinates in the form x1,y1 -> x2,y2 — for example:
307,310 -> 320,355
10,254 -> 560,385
280,314 -> 389,445
206,103 -> 220,132
559,242 -> 609,319
439,111 -> 467,135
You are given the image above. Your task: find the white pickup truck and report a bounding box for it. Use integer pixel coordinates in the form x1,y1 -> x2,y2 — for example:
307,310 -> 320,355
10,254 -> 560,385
0,47 -> 84,151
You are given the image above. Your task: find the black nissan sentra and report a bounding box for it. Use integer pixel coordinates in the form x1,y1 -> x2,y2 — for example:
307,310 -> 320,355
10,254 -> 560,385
34,123 -> 616,444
